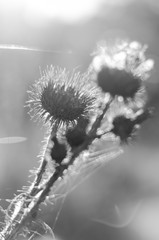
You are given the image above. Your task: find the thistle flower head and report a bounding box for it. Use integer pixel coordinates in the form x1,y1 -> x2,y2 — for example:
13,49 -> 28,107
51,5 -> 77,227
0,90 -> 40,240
28,66 -> 97,128
91,41 -> 154,99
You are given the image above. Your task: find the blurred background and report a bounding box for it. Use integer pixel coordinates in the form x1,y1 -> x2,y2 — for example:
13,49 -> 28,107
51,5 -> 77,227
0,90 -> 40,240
0,0 -> 159,239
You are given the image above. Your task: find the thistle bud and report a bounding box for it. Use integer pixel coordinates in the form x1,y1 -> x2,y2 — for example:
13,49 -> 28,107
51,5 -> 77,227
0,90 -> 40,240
50,135 -> 67,164
111,108 -> 152,143
65,118 -> 89,148
111,115 -> 135,143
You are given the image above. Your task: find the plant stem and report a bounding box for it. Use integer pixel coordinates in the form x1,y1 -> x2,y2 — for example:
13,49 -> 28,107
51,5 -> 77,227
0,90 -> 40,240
1,100 -> 115,240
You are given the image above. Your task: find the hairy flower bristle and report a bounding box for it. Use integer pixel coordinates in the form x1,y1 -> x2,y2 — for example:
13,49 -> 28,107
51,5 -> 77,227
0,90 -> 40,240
28,67 -> 96,127
92,41 -> 154,99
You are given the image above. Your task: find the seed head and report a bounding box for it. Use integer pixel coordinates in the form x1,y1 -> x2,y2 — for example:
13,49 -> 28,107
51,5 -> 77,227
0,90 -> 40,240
28,66 -> 96,128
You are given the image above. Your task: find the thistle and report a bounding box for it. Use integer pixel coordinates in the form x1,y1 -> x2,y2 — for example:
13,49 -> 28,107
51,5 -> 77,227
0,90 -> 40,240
111,108 -> 152,143
28,67 -> 97,128
90,41 -> 154,143
0,41 -> 154,240
91,41 -> 154,101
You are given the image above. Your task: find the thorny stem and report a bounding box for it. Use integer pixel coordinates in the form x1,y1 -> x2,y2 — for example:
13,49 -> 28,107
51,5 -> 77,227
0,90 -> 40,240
0,129 -> 59,239
29,124 -> 59,197
1,100 -> 112,240
29,159 -> 47,196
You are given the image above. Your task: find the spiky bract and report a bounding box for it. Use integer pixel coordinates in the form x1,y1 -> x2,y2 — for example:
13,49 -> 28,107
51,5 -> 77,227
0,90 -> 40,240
28,67 -> 96,128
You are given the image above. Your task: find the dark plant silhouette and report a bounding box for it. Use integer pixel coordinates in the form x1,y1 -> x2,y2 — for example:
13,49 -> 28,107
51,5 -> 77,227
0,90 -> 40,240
0,41 -> 154,240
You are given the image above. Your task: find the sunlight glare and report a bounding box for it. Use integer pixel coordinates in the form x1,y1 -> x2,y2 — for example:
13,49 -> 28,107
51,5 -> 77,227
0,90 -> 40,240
25,0 -> 104,23
0,0 -> 129,24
